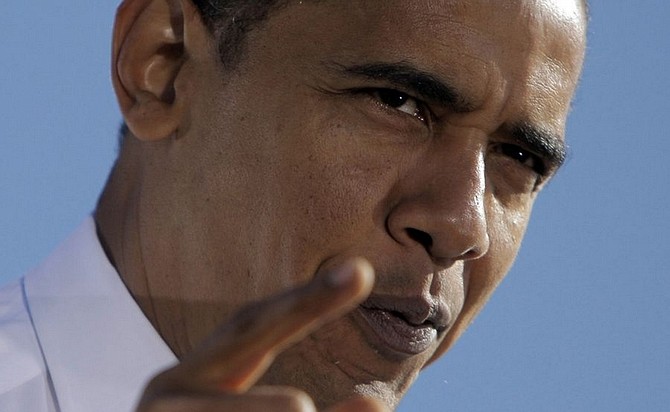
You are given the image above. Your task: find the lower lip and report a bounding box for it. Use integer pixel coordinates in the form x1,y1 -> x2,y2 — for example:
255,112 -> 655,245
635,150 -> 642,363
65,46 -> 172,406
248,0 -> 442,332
356,307 -> 437,356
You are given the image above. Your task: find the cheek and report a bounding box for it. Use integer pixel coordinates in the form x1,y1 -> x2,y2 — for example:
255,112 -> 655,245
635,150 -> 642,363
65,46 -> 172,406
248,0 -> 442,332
466,195 -> 533,307
489,195 -> 532,258
270,108 -> 407,264
272,141 -> 382,267
432,195 -> 533,361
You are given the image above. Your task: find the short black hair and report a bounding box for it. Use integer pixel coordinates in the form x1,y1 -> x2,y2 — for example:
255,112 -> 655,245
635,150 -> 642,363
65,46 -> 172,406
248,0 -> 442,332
190,0 -> 589,70
119,0 -> 588,147
190,0 -> 289,70
118,1 -> 287,148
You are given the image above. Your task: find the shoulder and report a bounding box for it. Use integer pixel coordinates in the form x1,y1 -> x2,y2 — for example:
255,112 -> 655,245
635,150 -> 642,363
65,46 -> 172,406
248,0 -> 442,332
0,279 -> 54,410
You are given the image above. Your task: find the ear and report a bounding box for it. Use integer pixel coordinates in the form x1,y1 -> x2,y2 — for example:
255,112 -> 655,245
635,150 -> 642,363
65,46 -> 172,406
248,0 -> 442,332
112,0 -> 206,141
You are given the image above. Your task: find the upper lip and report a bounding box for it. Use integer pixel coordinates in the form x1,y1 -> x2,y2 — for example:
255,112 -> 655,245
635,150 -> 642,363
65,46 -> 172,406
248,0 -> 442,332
359,294 -> 450,332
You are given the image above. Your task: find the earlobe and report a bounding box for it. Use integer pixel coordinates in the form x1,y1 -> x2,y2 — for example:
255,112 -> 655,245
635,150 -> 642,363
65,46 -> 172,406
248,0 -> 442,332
112,0 -> 190,141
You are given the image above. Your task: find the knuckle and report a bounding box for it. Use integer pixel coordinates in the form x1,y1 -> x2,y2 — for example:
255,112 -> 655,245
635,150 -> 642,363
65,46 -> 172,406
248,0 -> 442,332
279,392 -> 317,412
254,387 -> 317,412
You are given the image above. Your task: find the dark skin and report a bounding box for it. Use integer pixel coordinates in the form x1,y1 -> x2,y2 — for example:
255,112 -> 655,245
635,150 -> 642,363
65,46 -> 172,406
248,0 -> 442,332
97,0 -> 586,410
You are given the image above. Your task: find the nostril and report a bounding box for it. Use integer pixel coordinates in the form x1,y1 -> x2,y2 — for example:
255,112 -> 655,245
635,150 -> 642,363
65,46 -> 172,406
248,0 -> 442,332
406,228 -> 433,250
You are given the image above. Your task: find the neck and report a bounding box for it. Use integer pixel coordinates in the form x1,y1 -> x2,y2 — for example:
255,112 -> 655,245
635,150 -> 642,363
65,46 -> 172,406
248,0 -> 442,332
94,139 -> 191,358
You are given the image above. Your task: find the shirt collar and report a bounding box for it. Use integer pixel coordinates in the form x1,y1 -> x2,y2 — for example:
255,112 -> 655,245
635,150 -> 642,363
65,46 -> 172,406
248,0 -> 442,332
24,217 -> 177,412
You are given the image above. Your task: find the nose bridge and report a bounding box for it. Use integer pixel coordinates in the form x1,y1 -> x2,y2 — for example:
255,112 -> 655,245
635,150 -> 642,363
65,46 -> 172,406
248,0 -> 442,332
388,136 -> 490,262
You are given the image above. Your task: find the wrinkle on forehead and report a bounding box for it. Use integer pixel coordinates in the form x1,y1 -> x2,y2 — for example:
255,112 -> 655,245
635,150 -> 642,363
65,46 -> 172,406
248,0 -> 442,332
536,0 -> 586,25
336,0 -> 581,138
527,0 -> 587,52
524,0 -> 587,124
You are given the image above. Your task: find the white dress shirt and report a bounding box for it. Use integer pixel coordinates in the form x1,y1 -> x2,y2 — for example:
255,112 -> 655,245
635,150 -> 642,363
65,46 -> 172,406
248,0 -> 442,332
0,217 -> 177,412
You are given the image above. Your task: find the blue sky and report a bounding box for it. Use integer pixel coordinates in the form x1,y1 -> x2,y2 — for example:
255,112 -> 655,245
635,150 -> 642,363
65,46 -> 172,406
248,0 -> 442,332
2,1 -> 669,411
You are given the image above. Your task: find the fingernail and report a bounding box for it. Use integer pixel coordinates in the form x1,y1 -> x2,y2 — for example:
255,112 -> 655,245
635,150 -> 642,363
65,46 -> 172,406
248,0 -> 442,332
324,262 -> 355,288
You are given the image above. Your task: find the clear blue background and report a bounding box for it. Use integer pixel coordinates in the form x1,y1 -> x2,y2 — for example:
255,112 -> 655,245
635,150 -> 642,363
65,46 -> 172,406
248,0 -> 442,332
2,1 -> 668,411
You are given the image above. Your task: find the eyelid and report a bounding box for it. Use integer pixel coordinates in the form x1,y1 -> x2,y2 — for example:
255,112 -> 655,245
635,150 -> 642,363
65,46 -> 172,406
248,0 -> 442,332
492,142 -> 548,176
357,87 -> 434,125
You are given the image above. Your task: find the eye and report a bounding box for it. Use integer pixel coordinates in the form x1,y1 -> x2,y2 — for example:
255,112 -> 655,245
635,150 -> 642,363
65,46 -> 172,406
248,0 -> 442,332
369,89 -> 427,123
492,143 -> 546,176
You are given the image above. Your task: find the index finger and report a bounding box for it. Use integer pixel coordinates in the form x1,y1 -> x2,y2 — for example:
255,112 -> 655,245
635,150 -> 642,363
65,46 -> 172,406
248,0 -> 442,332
161,258 -> 374,393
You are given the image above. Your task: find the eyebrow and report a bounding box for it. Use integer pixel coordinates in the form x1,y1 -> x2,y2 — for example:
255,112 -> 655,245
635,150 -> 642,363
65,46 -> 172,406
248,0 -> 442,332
329,61 -> 474,112
329,61 -> 567,172
510,123 -> 567,172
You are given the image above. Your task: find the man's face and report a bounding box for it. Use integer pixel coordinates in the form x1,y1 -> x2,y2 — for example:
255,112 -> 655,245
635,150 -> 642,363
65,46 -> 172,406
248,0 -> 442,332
140,0 -> 585,408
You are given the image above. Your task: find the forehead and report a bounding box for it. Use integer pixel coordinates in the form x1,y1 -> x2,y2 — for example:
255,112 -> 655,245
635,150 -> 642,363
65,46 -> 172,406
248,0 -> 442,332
243,0 -> 586,135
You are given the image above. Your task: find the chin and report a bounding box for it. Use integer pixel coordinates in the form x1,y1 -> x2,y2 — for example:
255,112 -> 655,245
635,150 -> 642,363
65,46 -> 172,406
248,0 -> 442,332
258,313 -> 430,410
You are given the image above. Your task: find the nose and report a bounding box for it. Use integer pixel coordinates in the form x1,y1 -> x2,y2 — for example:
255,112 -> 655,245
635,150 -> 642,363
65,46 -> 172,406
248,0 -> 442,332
387,141 -> 490,264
